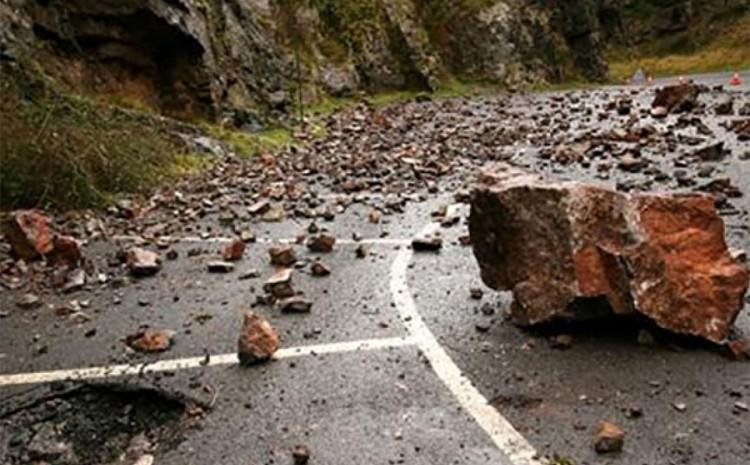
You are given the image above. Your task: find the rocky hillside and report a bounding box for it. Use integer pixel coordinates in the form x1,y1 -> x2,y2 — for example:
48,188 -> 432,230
1,0 -> 747,125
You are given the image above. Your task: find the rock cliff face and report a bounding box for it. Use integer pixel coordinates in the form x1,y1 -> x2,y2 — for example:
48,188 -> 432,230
0,0 -> 745,123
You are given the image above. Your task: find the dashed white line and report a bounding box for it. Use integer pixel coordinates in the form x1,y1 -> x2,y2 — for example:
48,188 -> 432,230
390,211 -> 544,465
0,337 -> 415,387
112,235 -> 409,246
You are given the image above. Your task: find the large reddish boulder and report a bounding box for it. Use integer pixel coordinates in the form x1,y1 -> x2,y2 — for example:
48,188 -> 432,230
3,210 -> 55,260
651,83 -> 702,114
470,164 -> 749,343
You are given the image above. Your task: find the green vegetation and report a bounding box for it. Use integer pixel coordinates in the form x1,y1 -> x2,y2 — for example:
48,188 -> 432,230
205,124 -> 295,158
0,68 -> 208,210
608,9 -> 750,80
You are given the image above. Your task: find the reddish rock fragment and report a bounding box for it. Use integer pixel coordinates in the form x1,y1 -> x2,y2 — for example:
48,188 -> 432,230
269,244 -> 297,267
52,235 -> 83,267
263,268 -> 295,298
222,238 -> 246,261
237,311 -> 279,365
310,261 -> 331,277
470,163 -> 749,343
306,233 -> 336,253
651,83 -> 701,114
126,329 -> 175,352
594,421 -> 624,454
3,210 -> 54,260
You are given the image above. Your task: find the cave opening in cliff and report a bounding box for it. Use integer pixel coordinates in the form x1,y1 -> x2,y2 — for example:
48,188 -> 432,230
28,4 -> 214,120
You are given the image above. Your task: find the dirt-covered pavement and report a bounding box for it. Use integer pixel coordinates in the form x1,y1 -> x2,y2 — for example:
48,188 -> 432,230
1,72 -> 749,465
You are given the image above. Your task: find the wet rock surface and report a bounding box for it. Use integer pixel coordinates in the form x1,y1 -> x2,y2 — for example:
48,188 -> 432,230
470,163 -> 749,342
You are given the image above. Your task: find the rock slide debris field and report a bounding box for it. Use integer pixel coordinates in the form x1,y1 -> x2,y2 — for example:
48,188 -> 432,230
1,73 -> 749,464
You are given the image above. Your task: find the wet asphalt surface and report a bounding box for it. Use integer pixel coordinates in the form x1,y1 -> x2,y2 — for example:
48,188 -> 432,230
1,72 -> 749,465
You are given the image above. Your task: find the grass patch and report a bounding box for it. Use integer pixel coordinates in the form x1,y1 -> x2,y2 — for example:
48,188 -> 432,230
205,124 -> 295,158
608,12 -> 750,81
0,67 -> 207,211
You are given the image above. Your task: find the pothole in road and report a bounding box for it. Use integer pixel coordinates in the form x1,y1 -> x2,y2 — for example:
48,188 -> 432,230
0,384 -> 202,465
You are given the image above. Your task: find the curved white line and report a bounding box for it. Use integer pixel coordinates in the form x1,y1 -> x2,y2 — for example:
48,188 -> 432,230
390,213 -> 544,465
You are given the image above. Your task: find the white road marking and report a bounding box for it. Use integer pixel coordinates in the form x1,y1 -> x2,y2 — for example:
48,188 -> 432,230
112,235 -> 408,246
0,337 -> 415,387
390,210 -> 544,465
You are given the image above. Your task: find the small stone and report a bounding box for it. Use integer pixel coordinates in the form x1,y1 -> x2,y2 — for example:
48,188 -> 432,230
650,106 -> 668,118
263,268 -> 295,298
292,444 -> 311,465
311,261 -> 331,277
368,210 -> 383,224
307,233 -> 336,253
734,402 -> 748,413
278,297 -> 313,313
469,287 -> 484,300
239,229 -> 257,243
727,339 -> 750,360
207,261 -> 235,273
52,235 -> 83,267
247,199 -> 271,215
126,329 -> 175,352
550,334 -> 574,350
672,401 -> 687,412
237,311 -> 279,365
239,269 -> 260,280
16,293 -> 41,309
625,406 -> 643,419
475,321 -> 492,333
355,244 -> 368,259
412,234 -> 443,252
62,269 -> 86,293
126,248 -> 161,277
222,238 -> 246,261
594,421 -> 624,454
261,205 -> 285,222
269,244 -> 297,266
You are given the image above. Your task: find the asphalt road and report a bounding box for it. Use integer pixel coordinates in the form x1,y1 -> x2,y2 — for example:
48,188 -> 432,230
1,72 -> 749,465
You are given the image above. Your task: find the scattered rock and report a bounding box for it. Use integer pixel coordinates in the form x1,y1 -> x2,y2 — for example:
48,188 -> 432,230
727,339 -> 750,360
126,328 -> 175,352
52,235 -> 83,267
126,248 -> 161,277
412,234 -> 443,252
16,292 -> 41,309
691,142 -> 725,162
62,268 -> 86,293
247,199 -> 271,215
239,268 -> 260,280
469,287 -> 484,300
237,311 -> 278,365
207,261 -> 235,273
714,96 -> 734,115
355,244 -> 368,259
470,163 -> 749,343
594,421 -> 625,454
269,244 -> 297,266
263,268 -> 295,298
307,233 -> 336,253
311,261 -> 331,276
3,209 -> 54,260
292,444 -> 311,465
368,210 -> 383,224
278,296 -> 313,313
652,83 -> 701,114
222,238 -> 246,261
550,334 -> 574,350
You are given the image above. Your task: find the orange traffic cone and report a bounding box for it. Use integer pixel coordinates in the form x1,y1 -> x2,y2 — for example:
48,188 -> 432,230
730,72 -> 742,86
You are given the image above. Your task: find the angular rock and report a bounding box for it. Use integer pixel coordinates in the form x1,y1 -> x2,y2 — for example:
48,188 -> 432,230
222,238 -> 246,261
126,328 -> 175,352
307,233 -> 336,253
126,248 -> 161,277
651,83 -> 701,114
16,292 -> 41,309
278,296 -> 313,313
269,244 -> 297,267
3,210 -> 54,260
594,421 -> 624,454
292,444 -> 311,465
237,311 -> 278,365
310,261 -> 331,277
263,268 -> 295,298
412,234 -> 443,252
52,235 -> 83,267
470,164 -> 749,343
207,261 -> 235,273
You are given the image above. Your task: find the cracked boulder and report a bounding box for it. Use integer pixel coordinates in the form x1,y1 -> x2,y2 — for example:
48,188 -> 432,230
469,164 -> 749,343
